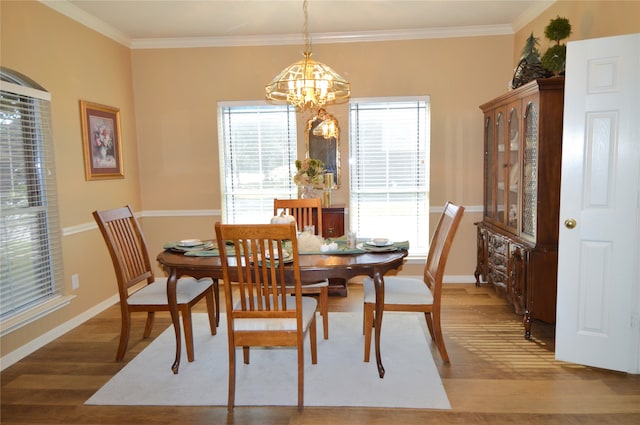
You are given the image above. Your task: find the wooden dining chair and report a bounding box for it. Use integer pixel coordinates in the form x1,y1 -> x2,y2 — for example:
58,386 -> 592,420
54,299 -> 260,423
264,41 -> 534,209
93,205 -> 217,362
363,201 -> 465,364
274,198 -> 329,339
215,221 -> 318,410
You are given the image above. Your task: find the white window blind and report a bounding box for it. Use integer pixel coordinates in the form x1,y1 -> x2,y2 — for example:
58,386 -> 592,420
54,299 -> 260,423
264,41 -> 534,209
219,103 -> 297,223
349,98 -> 430,255
0,69 -> 64,321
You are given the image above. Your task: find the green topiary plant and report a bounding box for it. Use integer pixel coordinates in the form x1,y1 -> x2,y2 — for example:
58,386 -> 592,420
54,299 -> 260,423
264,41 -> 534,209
544,16 -> 572,43
541,16 -> 572,75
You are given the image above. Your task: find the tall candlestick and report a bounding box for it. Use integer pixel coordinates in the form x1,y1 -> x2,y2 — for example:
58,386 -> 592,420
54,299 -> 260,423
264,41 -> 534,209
324,172 -> 334,189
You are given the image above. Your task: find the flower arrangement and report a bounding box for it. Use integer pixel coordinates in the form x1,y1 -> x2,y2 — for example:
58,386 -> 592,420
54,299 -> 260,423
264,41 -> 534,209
94,124 -> 113,155
294,158 -> 325,187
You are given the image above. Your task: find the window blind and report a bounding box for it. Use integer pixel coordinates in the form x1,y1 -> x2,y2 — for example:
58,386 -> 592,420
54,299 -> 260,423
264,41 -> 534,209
0,71 -> 64,320
349,98 -> 430,255
219,103 -> 297,223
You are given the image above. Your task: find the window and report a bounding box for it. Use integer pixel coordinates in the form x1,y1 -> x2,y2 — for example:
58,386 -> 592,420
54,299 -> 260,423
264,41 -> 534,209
349,97 -> 430,255
218,103 -> 297,223
0,68 -> 64,326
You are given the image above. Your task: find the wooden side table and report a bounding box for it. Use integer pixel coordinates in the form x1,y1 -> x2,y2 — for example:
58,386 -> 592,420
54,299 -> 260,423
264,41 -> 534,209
321,206 -> 348,296
322,206 -> 344,239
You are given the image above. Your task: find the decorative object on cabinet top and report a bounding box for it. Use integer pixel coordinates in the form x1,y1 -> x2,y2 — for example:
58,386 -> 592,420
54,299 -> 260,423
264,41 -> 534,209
541,16 -> 572,76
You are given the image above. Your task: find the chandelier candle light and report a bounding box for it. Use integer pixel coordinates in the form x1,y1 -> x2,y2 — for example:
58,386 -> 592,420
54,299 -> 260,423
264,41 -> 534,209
265,0 -> 350,111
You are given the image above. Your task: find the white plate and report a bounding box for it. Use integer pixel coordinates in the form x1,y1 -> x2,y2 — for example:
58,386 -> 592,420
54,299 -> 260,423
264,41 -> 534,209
178,239 -> 203,247
357,243 -> 398,252
365,239 -> 394,247
171,241 -> 213,252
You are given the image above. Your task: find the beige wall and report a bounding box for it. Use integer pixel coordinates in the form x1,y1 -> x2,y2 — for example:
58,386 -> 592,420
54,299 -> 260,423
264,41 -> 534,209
1,0 -> 638,360
1,2 -> 141,357
131,35 -> 512,279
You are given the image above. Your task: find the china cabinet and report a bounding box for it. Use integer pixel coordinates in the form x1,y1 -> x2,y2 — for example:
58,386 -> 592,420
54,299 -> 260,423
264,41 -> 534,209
475,77 -> 564,339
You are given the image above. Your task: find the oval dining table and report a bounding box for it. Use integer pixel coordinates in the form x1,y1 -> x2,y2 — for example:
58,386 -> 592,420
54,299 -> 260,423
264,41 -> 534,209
156,246 -> 408,378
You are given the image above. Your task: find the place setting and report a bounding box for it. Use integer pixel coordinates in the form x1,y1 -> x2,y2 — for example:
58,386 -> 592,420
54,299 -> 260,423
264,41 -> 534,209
162,239 -> 216,253
358,238 -> 400,252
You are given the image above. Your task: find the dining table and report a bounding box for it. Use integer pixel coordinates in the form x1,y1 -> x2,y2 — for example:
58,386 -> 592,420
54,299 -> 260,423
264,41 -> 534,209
156,241 -> 408,378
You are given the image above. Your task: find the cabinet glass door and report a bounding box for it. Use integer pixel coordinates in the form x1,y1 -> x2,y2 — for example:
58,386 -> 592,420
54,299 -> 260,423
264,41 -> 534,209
495,109 -> 506,224
484,114 -> 495,220
507,106 -> 520,231
522,100 -> 538,240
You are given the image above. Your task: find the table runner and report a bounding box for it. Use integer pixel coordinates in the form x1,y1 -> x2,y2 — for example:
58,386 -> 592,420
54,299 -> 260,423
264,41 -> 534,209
163,237 -> 409,257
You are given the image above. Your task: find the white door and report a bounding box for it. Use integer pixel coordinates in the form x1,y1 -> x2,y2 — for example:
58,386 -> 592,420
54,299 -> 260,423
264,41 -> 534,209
556,33 -> 640,373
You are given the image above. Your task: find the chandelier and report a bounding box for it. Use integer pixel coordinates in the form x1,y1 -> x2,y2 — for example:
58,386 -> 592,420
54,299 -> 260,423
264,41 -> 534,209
265,0 -> 350,112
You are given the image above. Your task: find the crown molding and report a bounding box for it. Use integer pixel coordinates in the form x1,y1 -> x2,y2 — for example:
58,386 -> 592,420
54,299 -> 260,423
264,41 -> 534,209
39,0 -> 131,47
130,25 -> 514,50
40,0 -> 515,50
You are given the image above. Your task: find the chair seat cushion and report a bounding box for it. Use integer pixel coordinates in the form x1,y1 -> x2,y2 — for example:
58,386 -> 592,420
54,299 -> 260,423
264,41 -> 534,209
299,279 -> 329,288
287,279 -> 328,294
233,296 -> 317,332
363,276 -> 434,305
127,277 -> 213,306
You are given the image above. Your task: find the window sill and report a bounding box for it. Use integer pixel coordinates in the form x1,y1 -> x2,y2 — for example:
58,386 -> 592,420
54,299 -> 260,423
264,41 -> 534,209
1,295 -> 75,337
405,255 -> 427,264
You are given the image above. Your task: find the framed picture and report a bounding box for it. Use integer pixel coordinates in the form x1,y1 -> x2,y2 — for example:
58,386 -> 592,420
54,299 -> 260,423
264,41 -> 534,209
80,100 -> 124,180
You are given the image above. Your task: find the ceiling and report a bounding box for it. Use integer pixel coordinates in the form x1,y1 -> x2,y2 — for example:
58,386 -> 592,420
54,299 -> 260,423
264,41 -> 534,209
42,0 -> 555,48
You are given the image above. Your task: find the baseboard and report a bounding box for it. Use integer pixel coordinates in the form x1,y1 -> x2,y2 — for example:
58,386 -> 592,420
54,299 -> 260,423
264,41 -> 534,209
1,294 -> 119,371
443,275 -> 477,284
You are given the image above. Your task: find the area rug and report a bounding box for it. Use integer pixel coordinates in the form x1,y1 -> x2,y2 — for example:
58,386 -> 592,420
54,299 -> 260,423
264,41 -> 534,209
86,312 -> 451,409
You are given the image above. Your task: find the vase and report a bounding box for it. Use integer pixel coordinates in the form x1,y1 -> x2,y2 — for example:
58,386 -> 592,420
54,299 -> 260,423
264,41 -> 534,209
300,185 -> 319,199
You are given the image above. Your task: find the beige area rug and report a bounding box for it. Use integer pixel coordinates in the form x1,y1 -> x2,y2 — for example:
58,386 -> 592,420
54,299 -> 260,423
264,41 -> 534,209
86,312 -> 451,409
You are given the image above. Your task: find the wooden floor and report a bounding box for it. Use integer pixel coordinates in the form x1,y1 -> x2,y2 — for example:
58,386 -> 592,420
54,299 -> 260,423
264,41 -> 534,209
2,283 -> 640,425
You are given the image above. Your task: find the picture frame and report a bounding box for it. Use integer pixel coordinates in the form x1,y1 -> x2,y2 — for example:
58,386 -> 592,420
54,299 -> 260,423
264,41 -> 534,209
80,100 -> 124,180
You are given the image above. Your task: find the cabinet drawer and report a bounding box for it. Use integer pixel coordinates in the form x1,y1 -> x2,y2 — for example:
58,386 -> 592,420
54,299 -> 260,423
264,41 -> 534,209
322,207 -> 344,238
488,234 -> 507,255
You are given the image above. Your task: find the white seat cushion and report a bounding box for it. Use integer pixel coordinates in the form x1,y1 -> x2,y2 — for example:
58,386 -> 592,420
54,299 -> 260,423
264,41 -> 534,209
299,279 -> 329,288
287,279 -> 329,291
233,296 -> 317,332
363,276 -> 434,305
127,276 -> 213,305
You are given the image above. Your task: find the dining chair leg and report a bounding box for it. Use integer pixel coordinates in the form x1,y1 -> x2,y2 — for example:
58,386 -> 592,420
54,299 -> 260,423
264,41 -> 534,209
297,340 -> 305,410
116,312 -> 132,362
309,315 -> 318,364
320,286 -> 329,339
205,287 -> 217,335
228,345 -> 236,410
432,312 -> 450,363
181,307 -> 195,362
424,311 -> 435,340
363,302 -> 374,362
212,279 -> 221,327
142,311 -> 155,338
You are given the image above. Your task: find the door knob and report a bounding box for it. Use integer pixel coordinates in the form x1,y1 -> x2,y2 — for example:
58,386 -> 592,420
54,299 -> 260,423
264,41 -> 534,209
564,218 -> 577,229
